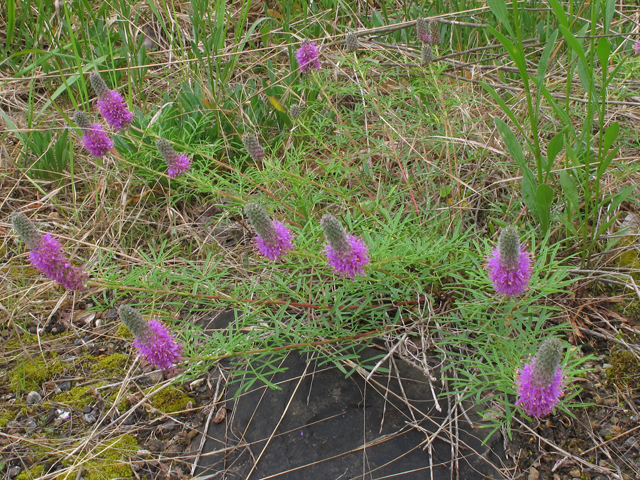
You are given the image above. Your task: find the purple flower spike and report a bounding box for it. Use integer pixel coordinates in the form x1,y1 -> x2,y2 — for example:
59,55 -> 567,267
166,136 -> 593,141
119,305 -> 183,371
320,214 -> 369,278
29,233 -> 87,290
167,154 -> 191,178
635,40 -> 640,54
73,111 -> 113,157
487,226 -> 532,297
244,203 -> 294,261
133,318 -> 183,371
516,337 -> 565,418
295,40 -> 321,73
157,138 -> 191,178
90,72 -> 133,130
255,221 -> 294,261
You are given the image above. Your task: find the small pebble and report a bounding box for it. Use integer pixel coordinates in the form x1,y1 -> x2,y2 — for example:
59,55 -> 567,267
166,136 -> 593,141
148,371 -> 164,384
26,391 -> 42,405
7,466 -> 21,478
528,467 -> 539,480
24,418 -> 37,432
84,413 -> 97,424
569,468 -> 581,477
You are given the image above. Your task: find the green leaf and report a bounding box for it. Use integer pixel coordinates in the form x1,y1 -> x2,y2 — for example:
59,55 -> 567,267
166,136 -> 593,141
536,30 -> 559,88
6,0 -> 15,47
594,186 -> 635,239
495,117 -> 526,168
481,82 -> 528,141
559,170 -> 579,211
547,0 -> 569,28
536,184 -> 554,233
603,121 -> 619,153
598,146 -> 620,177
521,166 -> 540,220
486,0 -> 514,37
546,132 -> 564,175
487,25 -> 528,79
597,38 -> 611,72
559,25 -> 588,66
604,0 -> 615,34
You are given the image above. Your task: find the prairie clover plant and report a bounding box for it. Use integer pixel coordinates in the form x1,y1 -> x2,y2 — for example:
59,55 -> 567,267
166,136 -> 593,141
156,138 -> 191,178
244,203 -> 294,261
12,212 -> 87,291
635,40 -> 640,54
118,305 -> 183,371
295,40 -> 321,73
89,72 -> 133,131
487,226 -> 532,297
516,337 -> 565,417
241,133 -> 265,162
320,214 -> 369,277
73,111 -> 113,157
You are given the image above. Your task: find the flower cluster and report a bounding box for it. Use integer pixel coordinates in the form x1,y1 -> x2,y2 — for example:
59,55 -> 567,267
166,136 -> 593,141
90,72 -> 134,131
516,337 -> 565,417
12,212 -> 87,291
487,226 -> 532,297
156,138 -> 191,178
118,305 -> 183,371
74,111 -> 113,157
320,214 -> 369,278
295,40 -> 321,73
244,203 -> 294,261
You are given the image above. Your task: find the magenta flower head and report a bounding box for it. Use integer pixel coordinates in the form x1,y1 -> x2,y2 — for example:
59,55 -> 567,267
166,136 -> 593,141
487,226 -> 532,297
244,203 -> 294,261
156,138 -> 191,178
295,40 -> 321,73
242,133 -> 265,163
320,214 -> 369,278
118,305 -> 183,371
416,18 -> 431,43
634,40 -> 640,54
12,212 -> 87,291
73,111 -> 113,157
516,337 -> 565,418
90,72 -> 133,131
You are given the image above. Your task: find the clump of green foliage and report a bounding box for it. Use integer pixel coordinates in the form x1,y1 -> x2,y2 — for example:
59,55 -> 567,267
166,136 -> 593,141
91,352 -> 129,375
10,355 -> 64,393
146,385 -> 193,414
0,408 -> 17,428
606,348 -> 640,389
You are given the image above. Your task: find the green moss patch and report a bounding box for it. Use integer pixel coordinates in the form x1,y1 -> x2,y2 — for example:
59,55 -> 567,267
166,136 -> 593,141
116,323 -> 133,339
52,385 -> 99,409
9,354 -> 64,393
146,385 -> 193,414
606,348 -> 640,389
67,434 -> 138,480
15,465 -> 45,480
91,352 -> 129,375
0,408 -> 17,427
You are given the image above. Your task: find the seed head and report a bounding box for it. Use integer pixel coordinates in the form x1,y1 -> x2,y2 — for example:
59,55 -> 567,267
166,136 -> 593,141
531,337 -> 563,387
89,72 -> 110,99
429,19 -> 440,45
421,44 -> 434,65
321,214 -> 369,277
416,18 -> 429,43
12,212 -> 42,249
289,104 -> 302,119
498,226 -> 520,270
242,133 -> 265,162
345,32 -> 359,52
320,214 -> 351,256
